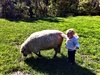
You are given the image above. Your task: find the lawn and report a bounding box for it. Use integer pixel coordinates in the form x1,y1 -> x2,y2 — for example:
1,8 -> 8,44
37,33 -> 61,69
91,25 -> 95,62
0,16 -> 100,75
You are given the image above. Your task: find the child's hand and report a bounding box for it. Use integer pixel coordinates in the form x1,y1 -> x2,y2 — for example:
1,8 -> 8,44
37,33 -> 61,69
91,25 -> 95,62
76,47 -> 79,49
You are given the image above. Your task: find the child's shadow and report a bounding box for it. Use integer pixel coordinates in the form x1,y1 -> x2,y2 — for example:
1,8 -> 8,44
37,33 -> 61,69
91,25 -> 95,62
24,55 -> 95,75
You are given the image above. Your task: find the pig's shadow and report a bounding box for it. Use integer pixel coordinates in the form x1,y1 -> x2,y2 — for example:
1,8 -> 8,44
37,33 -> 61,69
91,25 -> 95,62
24,56 -> 95,75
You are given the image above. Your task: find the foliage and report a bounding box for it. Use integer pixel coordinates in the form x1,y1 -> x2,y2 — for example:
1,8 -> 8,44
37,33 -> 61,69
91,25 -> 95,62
0,0 -> 100,19
0,0 -> 49,19
78,0 -> 100,15
48,0 -> 79,16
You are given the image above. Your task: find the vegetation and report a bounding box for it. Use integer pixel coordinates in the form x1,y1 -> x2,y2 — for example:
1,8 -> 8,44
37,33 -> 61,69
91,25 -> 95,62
0,0 -> 100,19
0,16 -> 100,75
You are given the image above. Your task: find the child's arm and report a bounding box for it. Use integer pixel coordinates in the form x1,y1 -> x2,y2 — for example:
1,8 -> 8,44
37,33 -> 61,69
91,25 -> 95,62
74,33 -> 79,39
74,39 -> 80,49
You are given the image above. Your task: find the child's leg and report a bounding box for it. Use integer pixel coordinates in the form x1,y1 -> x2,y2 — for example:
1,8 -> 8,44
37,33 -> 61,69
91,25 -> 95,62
68,50 -> 76,64
68,50 -> 72,63
71,50 -> 76,63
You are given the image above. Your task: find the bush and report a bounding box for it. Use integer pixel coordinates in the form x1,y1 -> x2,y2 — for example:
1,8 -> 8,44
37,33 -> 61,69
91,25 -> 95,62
78,0 -> 100,15
48,0 -> 78,17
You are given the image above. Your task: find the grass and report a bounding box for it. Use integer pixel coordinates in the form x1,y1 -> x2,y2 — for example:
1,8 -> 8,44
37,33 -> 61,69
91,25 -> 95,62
0,16 -> 100,75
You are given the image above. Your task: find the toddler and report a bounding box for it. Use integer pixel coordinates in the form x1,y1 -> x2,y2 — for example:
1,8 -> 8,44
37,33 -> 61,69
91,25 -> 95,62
62,28 -> 80,64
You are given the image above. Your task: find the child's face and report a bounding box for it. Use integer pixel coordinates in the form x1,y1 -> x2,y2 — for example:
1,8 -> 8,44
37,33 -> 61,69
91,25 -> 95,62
67,34 -> 73,38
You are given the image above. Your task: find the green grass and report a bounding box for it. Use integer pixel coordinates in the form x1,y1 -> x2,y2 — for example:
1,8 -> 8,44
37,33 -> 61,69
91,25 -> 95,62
0,16 -> 100,75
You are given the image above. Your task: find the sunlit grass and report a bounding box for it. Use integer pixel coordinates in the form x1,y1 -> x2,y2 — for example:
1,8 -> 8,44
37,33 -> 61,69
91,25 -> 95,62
0,16 -> 100,75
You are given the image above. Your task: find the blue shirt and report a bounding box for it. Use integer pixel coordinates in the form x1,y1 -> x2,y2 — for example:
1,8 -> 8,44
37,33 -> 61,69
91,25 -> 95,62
66,36 -> 79,51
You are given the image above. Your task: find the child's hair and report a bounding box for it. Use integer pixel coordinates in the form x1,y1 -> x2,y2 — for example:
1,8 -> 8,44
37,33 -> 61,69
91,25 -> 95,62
66,28 -> 79,39
66,28 -> 75,36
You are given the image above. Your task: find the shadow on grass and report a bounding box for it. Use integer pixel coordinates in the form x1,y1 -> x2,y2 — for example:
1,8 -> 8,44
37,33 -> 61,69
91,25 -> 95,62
24,56 -> 95,75
6,17 -> 64,23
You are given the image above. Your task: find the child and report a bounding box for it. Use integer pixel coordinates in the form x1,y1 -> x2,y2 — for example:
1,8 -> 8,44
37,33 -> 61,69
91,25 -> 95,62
62,28 -> 80,64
